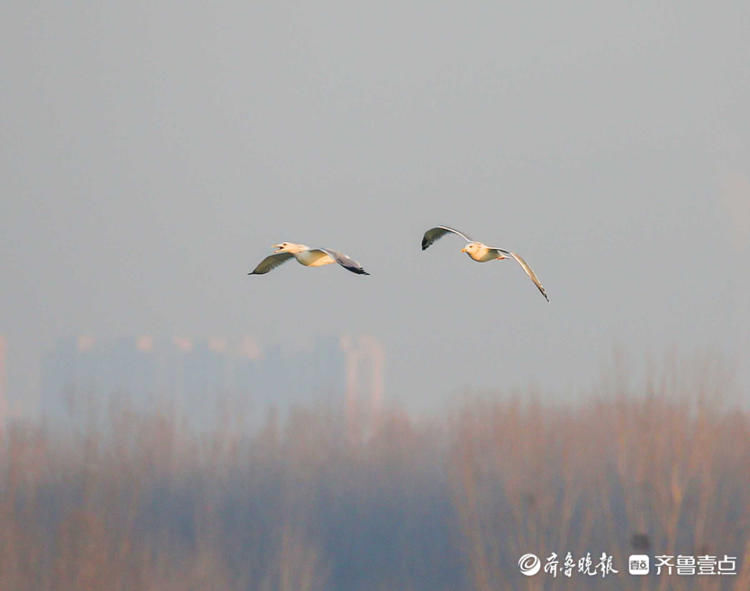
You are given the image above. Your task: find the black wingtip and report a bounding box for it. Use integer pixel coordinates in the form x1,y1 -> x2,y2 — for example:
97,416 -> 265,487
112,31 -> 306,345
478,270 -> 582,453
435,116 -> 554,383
343,265 -> 370,275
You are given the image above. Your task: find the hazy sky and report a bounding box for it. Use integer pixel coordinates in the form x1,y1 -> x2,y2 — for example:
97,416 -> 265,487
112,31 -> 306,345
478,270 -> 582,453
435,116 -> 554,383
2,1 -> 749,412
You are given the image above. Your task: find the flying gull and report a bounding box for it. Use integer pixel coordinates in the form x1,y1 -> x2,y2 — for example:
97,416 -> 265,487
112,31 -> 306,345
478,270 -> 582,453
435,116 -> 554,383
249,242 -> 370,276
421,225 -> 549,301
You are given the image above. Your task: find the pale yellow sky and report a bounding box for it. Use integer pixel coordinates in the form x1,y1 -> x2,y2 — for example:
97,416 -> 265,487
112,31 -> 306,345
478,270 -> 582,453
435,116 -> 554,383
1,1 -> 749,410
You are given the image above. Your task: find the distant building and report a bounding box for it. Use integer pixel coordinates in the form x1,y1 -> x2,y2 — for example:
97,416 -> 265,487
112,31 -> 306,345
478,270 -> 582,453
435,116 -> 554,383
40,335 -> 156,421
0,336 -> 7,430
39,334 -> 386,432
341,335 -> 386,437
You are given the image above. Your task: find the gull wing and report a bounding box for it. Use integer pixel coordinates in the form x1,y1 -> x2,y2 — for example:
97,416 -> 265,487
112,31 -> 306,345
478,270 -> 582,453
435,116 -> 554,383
248,252 -> 295,275
421,226 -> 473,250
317,248 -> 370,275
507,251 -> 549,302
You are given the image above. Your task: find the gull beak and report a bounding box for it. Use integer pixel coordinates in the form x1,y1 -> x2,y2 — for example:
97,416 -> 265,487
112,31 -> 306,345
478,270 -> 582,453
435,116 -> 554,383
460,246 -> 467,253
272,244 -> 283,252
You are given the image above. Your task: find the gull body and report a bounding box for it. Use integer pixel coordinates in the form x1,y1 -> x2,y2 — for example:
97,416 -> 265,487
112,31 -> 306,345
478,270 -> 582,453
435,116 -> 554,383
422,225 -> 549,302
460,242 -> 510,262
278,243 -> 335,267
249,242 -> 369,275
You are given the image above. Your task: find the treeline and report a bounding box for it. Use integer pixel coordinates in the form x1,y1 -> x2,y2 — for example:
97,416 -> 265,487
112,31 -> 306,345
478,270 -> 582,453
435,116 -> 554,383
0,369 -> 748,590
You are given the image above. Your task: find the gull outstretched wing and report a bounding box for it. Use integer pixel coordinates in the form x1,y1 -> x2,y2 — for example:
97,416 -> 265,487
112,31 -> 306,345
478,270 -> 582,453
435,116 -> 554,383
421,226 -> 473,250
317,248 -> 370,275
508,251 -> 549,302
248,252 -> 295,275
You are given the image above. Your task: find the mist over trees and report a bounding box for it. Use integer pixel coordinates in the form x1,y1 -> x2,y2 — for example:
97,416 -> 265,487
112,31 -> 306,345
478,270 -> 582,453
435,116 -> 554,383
1,359 -> 748,590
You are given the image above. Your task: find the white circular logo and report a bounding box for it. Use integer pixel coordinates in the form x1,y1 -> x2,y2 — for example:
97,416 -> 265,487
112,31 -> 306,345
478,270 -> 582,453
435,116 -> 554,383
518,553 -> 541,576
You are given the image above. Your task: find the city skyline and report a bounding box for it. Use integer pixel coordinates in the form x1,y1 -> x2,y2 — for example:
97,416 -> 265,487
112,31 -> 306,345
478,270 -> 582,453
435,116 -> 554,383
7,333 -> 386,429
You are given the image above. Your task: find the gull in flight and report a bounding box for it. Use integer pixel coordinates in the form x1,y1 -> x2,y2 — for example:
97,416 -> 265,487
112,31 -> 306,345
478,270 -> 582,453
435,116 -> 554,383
249,242 -> 370,276
421,225 -> 549,301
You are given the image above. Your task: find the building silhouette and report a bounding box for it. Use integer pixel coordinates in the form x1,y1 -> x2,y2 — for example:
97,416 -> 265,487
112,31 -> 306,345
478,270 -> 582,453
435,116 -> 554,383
0,336 -> 7,431
39,334 -> 385,431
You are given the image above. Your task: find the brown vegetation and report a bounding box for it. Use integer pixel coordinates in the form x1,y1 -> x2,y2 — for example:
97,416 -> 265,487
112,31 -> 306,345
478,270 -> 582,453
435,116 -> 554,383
0,362 -> 747,590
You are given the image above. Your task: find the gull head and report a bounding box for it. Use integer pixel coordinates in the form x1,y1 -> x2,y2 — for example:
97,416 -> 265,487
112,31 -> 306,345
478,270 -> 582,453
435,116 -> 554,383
273,242 -> 306,254
461,242 -> 481,255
